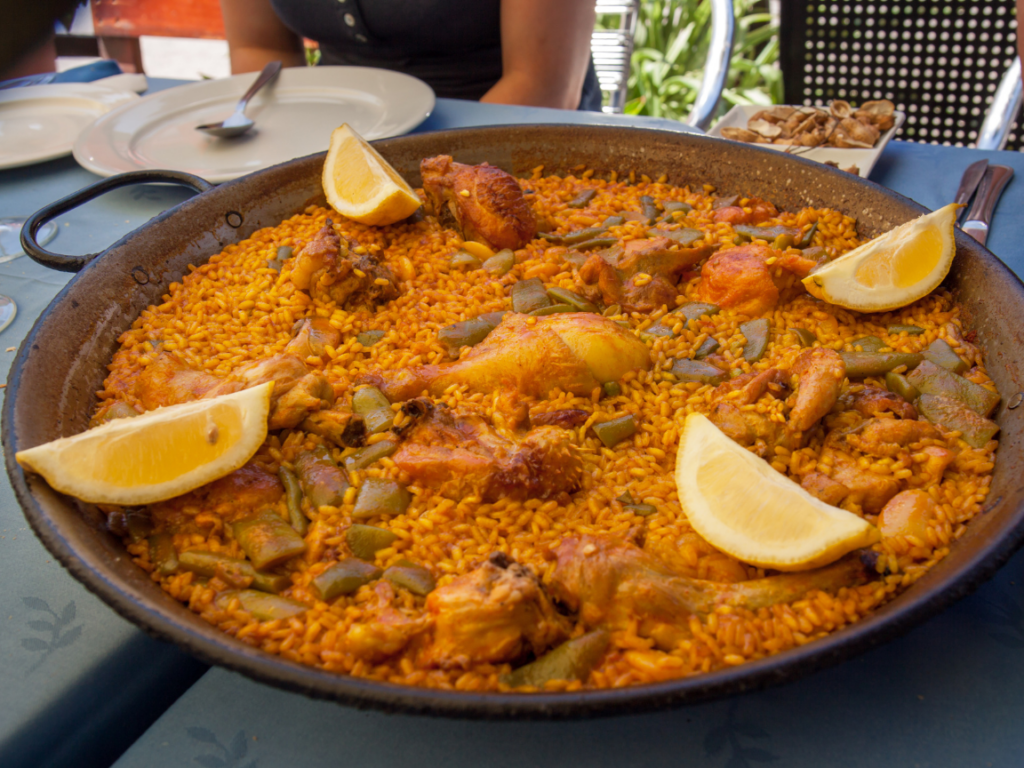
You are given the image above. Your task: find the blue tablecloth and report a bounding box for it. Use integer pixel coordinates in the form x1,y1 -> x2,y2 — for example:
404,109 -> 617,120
1,81 -> 1022,768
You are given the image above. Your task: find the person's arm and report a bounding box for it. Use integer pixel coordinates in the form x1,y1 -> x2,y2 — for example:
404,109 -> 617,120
220,0 -> 306,74
481,0 -> 596,109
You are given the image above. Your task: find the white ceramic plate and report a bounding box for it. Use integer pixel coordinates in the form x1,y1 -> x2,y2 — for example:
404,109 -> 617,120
0,84 -> 139,170
74,67 -> 435,183
708,104 -> 906,179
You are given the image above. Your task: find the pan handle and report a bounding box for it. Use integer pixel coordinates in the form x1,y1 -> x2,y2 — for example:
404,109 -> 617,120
20,170 -> 215,273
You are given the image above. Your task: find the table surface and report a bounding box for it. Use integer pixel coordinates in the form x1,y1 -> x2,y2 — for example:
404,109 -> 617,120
2,80 -> 1024,768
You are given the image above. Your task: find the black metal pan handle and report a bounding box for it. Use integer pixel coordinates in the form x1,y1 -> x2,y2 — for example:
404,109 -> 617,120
21,170 -> 214,273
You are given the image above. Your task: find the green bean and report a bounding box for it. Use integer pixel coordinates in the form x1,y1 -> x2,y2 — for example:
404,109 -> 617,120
353,387 -> 391,415
567,189 -> 597,208
178,550 -> 289,594
601,215 -> 625,228
917,394 -> 999,448
693,337 -> 720,360
887,324 -> 924,336
662,201 -> 692,214
669,359 -> 728,385
353,478 -> 412,519
217,590 -> 308,621
383,563 -> 436,596
922,338 -> 969,374
540,227 -> 604,245
840,352 -> 923,378
639,195 -> 659,222
740,319 -> 771,362
617,491 -> 635,505
482,248 -> 515,276
232,510 -> 307,570
276,245 -> 294,261
356,330 -> 385,347
363,408 -> 395,434
907,360 -> 1000,417
602,381 -> 622,398
278,466 -> 308,537
850,335 -> 886,353
788,328 -> 817,347
450,249 -> 482,270
641,322 -> 676,338
347,524 -> 399,561
267,258 -> 284,271
312,558 -> 382,600
592,415 -> 636,448
438,318 -> 495,353
885,371 -> 920,403
797,220 -> 819,248
529,303 -> 575,316
125,508 -> 154,543
546,287 -> 598,312
478,311 -> 509,327
712,194 -> 740,209
773,233 -> 796,250
294,446 -> 350,507
570,236 -> 618,252
673,302 -> 721,325
148,532 -> 179,576
648,227 -> 703,246
503,630 -> 610,688
511,278 -> 553,313
733,224 -> 802,244
343,440 -> 399,472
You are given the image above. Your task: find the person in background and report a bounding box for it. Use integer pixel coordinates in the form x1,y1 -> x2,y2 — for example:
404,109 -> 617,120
219,0 -> 602,111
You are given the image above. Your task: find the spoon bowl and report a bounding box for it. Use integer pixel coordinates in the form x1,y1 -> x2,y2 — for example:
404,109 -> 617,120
196,61 -> 282,139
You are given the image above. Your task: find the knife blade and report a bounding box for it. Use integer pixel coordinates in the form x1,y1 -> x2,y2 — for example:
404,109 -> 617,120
953,159 -> 988,221
962,165 -> 1014,246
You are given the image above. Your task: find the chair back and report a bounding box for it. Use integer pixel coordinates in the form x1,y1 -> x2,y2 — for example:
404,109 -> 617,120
779,0 -> 1022,150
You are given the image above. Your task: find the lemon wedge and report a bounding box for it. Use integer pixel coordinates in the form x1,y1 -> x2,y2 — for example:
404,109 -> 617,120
322,123 -> 422,226
675,413 -> 879,571
802,203 -> 958,311
16,383 -> 273,506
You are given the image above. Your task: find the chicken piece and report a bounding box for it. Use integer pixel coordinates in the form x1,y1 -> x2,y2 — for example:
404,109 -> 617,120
801,471 -> 850,506
550,535 -> 871,650
392,400 -> 582,502
344,581 -> 429,662
840,385 -> 917,420
202,461 -> 284,513
300,408 -> 367,448
420,155 -> 537,250
707,369 -> 788,452
787,348 -> 845,433
827,450 -> 902,515
775,249 -> 822,278
134,352 -> 334,431
290,223 -> 399,309
914,445 -> 956,486
845,418 -> 940,459
361,312 -> 650,402
577,239 -> 714,313
285,317 -> 342,360
712,368 -> 787,406
711,197 -> 778,225
698,244 -> 779,316
422,552 -> 570,669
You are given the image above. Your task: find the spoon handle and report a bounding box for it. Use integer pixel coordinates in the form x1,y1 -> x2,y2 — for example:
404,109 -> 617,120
236,60 -> 282,112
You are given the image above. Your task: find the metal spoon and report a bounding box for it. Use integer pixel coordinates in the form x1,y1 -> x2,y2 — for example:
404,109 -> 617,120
196,61 -> 282,139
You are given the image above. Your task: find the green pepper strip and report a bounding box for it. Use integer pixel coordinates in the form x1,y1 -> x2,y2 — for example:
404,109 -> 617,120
503,630 -> 610,688
278,467 -> 308,536
232,510 -> 307,570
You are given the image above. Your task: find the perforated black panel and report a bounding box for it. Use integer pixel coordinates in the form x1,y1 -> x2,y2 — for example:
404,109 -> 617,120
779,0 -> 1022,150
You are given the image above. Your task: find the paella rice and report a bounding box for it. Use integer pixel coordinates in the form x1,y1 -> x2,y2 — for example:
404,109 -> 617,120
88,159 -> 998,692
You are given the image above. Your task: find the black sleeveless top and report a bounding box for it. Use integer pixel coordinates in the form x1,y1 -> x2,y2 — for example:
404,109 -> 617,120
270,0 -> 601,110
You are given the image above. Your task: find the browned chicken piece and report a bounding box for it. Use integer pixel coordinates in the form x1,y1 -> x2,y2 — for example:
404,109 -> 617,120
422,552 -> 570,669
300,408 -> 367,448
801,471 -> 851,506
420,155 -> 537,251
713,368 -> 787,406
530,409 -> 590,428
844,418 -> 940,459
840,385 -> 917,420
711,198 -> 778,225
344,581 -> 429,662
698,245 -> 779,316
827,450 -> 902,515
392,400 -> 582,502
360,312 -> 651,402
134,352 -> 334,431
787,348 -> 846,433
914,445 -> 956,486
707,369 -> 788,452
290,223 -> 399,309
201,461 -> 284,512
550,535 -> 871,651
775,249 -> 822,278
284,317 -> 342,360
577,239 -> 714,313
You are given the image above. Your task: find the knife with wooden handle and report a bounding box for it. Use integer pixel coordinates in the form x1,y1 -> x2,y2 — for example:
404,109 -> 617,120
962,165 -> 1014,246
954,159 -> 988,221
